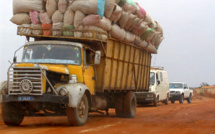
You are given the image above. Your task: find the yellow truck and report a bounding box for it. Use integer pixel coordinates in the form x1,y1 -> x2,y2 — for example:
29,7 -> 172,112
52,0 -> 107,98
1,28 -> 151,126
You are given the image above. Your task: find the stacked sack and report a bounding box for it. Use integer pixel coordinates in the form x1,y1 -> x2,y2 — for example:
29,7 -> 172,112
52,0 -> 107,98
10,0 -> 164,54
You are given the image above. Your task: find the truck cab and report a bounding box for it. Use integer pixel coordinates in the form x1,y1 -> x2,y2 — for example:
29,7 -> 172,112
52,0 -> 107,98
169,82 -> 193,104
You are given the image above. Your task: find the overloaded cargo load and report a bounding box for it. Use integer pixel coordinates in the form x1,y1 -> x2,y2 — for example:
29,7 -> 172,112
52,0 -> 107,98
10,0 -> 164,54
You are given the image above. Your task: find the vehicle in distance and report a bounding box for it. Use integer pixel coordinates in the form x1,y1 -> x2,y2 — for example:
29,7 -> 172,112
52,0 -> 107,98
169,82 -> 193,104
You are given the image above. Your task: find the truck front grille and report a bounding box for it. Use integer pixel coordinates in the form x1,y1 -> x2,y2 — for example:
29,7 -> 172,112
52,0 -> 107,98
8,67 -> 43,95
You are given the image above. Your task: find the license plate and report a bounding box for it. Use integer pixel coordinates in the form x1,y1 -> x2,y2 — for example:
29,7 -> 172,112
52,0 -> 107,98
18,96 -> 34,101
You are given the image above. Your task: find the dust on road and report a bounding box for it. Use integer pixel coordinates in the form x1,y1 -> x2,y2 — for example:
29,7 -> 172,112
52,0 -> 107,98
0,96 -> 215,134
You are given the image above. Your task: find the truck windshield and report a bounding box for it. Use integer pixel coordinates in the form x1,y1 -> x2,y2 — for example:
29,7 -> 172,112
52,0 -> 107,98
150,72 -> 155,85
22,44 -> 81,65
169,83 -> 183,89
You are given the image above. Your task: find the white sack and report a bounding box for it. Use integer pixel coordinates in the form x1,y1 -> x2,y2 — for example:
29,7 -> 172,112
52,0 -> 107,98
104,0 -> 115,18
18,24 -> 31,35
84,26 -> 107,41
118,11 -> 129,28
110,24 -> 126,41
13,0 -> 43,15
39,12 -> 52,24
46,0 -> 57,17
110,4 -> 122,23
123,32 -> 136,43
58,0 -> 68,14
144,12 -> 153,25
52,22 -> 63,36
74,25 -> 84,38
10,13 -> 31,25
52,10 -> 64,23
31,24 -> 42,35
64,9 -> 75,25
69,0 -> 97,15
74,11 -> 86,29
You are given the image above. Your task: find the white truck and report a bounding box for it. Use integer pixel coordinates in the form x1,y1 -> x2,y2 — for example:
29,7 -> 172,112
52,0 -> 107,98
136,67 -> 170,107
169,82 -> 193,104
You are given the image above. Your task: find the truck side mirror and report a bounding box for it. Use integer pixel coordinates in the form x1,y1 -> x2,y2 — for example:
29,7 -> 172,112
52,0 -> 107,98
13,56 -> 17,63
94,51 -> 101,65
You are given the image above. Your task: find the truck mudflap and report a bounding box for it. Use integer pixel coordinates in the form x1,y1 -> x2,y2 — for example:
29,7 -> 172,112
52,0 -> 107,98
2,94 -> 69,104
135,92 -> 155,103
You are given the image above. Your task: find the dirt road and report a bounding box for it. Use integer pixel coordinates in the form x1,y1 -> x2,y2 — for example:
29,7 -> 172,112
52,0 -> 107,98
0,96 -> 215,134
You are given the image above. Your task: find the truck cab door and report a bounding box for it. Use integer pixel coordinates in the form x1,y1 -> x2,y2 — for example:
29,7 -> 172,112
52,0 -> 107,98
83,49 -> 95,95
156,73 -> 162,100
184,84 -> 189,98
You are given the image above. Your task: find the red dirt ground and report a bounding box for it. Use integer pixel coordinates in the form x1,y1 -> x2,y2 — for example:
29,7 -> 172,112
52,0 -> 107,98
0,95 -> 215,134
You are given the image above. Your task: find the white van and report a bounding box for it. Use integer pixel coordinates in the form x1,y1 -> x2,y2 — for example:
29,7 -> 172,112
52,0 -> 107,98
136,67 -> 170,106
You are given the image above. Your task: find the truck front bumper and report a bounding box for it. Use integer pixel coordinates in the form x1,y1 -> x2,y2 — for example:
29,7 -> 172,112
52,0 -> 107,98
135,92 -> 155,103
170,94 -> 181,100
2,94 -> 69,104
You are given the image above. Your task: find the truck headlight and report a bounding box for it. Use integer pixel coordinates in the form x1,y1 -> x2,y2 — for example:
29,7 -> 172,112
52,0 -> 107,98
59,88 -> 68,96
69,74 -> 77,84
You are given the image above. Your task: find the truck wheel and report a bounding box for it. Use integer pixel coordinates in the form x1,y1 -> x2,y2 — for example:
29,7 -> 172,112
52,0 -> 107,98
123,91 -> 136,118
2,102 -> 24,126
115,94 -> 124,117
164,96 -> 169,105
153,96 -> 158,107
179,95 -> 184,104
187,94 -> 192,103
171,100 -> 175,104
66,94 -> 89,126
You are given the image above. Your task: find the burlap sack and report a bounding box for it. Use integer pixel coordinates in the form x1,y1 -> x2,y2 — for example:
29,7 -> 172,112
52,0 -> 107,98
140,27 -> 155,42
95,17 -> 111,31
52,10 -> 64,23
18,24 -> 31,35
82,15 -> 101,26
134,36 -> 148,48
13,0 -> 43,15
104,0 -> 115,18
154,35 -> 164,48
131,19 -> 144,34
58,0 -> 68,14
74,11 -> 86,29
69,0 -> 98,15
39,12 -> 52,24
150,32 -> 159,45
155,21 -> 163,36
52,22 -> 63,36
110,24 -> 126,41
64,9 -> 75,25
84,26 -> 107,40
128,17 -> 141,32
136,3 -> 146,19
133,22 -> 147,36
74,25 -> 84,38
30,10 -> 40,24
10,13 -> 31,25
148,19 -> 157,30
110,4 -> 122,23
123,32 -> 136,43
46,0 -> 57,17
118,11 -> 129,28
122,3 -> 136,14
144,12 -> 153,25
31,24 -> 42,35
145,43 -> 157,54
124,14 -> 136,31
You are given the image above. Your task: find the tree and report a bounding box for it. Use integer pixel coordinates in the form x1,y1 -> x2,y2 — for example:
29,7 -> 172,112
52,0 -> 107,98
200,82 -> 209,87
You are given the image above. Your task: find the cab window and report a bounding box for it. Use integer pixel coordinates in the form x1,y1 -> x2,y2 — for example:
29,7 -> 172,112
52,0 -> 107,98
85,49 -> 95,65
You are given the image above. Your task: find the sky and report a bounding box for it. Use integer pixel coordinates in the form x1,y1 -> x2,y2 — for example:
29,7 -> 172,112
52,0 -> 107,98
0,0 -> 215,87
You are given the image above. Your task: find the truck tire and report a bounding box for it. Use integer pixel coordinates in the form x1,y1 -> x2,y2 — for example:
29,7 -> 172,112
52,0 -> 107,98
164,96 -> 169,105
187,94 -> 192,103
2,102 -> 24,126
179,94 -> 184,104
171,100 -> 175,104
67,94 -> 89,126
115,94 -> 124,117
123,91 -> 136,118
153,96 -> 158,107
